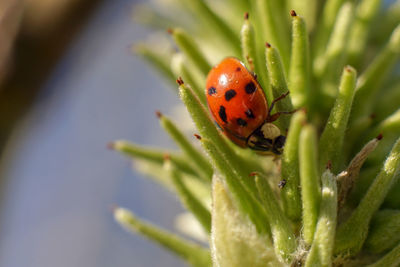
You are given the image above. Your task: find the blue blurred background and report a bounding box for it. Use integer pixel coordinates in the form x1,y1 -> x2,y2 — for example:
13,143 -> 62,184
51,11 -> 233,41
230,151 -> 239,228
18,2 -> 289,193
0,0 -> 187,266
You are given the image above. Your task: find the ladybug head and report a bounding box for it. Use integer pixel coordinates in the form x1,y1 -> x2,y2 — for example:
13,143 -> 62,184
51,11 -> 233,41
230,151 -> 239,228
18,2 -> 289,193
247,123 -> 286,155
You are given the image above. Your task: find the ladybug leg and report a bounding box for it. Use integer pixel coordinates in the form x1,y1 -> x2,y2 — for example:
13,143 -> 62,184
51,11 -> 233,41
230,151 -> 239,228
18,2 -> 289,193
266,110 -> 297,122
268,91 -> 290,114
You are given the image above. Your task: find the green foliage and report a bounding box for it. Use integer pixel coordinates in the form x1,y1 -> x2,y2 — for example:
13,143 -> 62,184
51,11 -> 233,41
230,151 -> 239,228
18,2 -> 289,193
299,124 -> 321,245
265,43 -> 294,130
319,66 -> 357,173
365,209 -> 400,253
305,168 -> 337,267
281,110 -> 305,221
114,207 -> 211,267
255,173 -> 296,263
112,0 -> 400,266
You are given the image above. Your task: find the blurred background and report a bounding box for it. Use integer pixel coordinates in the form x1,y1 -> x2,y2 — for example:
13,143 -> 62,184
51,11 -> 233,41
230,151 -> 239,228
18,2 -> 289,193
0,0 -> 186,266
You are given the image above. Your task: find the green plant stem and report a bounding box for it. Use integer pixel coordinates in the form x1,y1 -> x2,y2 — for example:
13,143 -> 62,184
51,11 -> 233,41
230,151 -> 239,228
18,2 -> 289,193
314,1 -> 354,77
360,109 -> 400,165
370,0 -> 400,44
365,209 -> 400,253
384,174 -> 400,208
112,140 -> 198,177
255,174 -> 296,263
170,28 -> 212,76
180,0 -> 241,56
312,0 -> 346,58
351,24 -> 400,123
289,11 -> 311,109
171,53 -> 206,106
288,0 -> 317,32
241,13 -> 257,71
319,66 -> 357,173
241,14 -> 269,93
347,0 -> 384,66
364,109 -> 400,143
114,207 -> 211,267
305,168 -> 337,267
335,137 -> 400,257
281,110 -> 306,221
255,0 -> 290,70
158,113 -> 213,182
367,242 -> 400,267
265,44 -> 294,131
211,177 -> 280,267
201,138 -> 270,236
229,0 -> 249,16
299,124 -> 321,245
134,44 -> 176,85
345,115 -> 374,158
133,4 -> 178,30
165,160 -> 211,233
374,81 -> 400,121
315,2 -> 354,102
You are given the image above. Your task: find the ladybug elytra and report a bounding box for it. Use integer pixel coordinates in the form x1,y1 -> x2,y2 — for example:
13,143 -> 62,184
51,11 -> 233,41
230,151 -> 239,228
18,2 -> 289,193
206,57 -> 291,155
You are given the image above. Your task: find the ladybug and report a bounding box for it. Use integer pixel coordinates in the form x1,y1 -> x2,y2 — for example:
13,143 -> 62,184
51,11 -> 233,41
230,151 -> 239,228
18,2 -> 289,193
206,57 -> 292,155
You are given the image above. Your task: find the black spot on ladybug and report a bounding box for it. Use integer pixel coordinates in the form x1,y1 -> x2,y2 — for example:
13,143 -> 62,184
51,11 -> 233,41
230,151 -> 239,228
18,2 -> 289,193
245,109 -> 255,118
219,106 -> 227,123
236,67 -> 241,72
208,87 -> 217,95
237,118 -> 247,126
245,82 -> 256,94
225,89 -> 237,101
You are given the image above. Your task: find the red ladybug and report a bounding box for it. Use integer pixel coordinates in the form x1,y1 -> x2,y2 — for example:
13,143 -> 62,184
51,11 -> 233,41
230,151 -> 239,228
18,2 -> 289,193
206,57 -> 290,155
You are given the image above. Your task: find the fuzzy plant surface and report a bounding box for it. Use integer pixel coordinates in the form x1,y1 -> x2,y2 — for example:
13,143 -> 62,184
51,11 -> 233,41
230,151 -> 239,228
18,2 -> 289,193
112,0 -> 400,266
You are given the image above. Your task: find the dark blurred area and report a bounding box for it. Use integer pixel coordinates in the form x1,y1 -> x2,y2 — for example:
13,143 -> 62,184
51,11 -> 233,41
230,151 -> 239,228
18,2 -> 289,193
0,1 -> 185,266
0,0 -> 103,158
